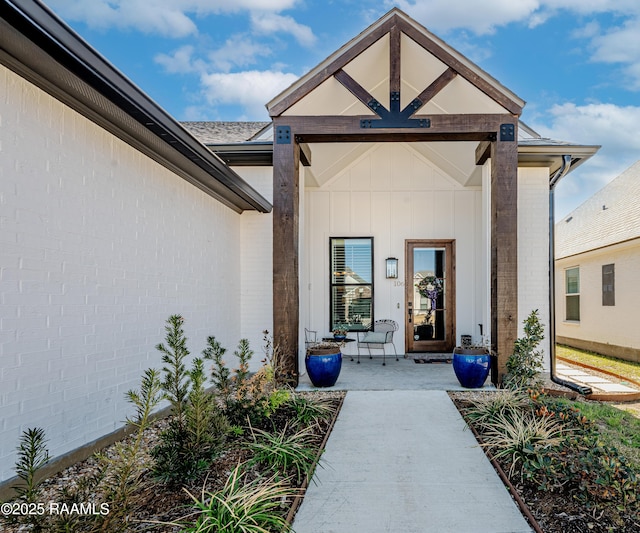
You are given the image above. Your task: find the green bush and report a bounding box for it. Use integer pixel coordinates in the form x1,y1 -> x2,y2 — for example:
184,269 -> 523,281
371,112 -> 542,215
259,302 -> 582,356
504,309 -> 545,390
246,424 -> 318,485
182,464 -> 295,533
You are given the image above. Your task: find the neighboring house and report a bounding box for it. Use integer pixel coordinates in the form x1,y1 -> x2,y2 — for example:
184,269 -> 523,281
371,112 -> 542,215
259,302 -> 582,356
1,2 -> 599,487
555,161 -> 640,364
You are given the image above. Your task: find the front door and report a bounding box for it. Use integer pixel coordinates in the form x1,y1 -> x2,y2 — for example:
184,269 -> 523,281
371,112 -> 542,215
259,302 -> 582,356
405,240 -> 455,353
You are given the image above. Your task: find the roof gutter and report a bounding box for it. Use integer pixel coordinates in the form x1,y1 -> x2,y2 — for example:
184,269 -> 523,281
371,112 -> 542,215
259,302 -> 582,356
1,0 -> 271,214
549,155 -> 592,395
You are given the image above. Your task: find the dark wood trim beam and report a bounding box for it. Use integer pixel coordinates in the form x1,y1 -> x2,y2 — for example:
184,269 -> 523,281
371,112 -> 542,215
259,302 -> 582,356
389,23 -> 401,96
273,121 -> 301,386
269,16 -> 397,117
282,113 -> 516,141
334,69 -> 387,115
407,67 -> 457,115
490,122 -> 519,383
475,140 -> 492,165
396,18 -> 523,116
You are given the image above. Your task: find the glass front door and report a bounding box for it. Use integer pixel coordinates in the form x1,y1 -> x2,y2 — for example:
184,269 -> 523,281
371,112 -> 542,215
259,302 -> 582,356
405,240 -> 455,352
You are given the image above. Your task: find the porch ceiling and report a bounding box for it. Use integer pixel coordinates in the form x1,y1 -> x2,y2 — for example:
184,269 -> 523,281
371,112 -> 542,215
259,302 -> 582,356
303,140 -> 482,188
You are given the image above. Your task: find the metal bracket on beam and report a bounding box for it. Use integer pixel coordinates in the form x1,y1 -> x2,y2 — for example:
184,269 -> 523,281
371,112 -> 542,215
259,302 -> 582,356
499,123 -> 515,142
276,126 -> 291,144
368,99 -> 383,113
360,118 -> 431,129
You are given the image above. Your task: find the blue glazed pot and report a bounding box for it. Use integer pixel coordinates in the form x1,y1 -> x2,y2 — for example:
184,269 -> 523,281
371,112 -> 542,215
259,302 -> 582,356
305,348 -> 342,387
452,348 -> 491,388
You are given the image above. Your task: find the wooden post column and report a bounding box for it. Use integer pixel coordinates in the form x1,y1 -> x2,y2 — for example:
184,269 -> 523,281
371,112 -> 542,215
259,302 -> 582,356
273,123 -> 300,386
491,121 -> 519,383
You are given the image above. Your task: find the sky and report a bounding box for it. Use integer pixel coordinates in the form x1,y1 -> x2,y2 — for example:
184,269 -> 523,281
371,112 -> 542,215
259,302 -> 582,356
43,0 -> 640,218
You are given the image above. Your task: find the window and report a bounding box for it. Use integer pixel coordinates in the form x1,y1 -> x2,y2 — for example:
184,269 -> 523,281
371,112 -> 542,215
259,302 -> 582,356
565,267 -> 580,321
602,264 -> 615,306
330,237 -> 373,331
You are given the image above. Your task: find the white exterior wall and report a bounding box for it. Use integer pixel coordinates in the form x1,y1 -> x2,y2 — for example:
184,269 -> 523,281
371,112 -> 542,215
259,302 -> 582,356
517,167 -> 551,369
0,66 -> 243,482
555,240 -> 640,352
303,143 -> 485,362
237,167 -> 273,357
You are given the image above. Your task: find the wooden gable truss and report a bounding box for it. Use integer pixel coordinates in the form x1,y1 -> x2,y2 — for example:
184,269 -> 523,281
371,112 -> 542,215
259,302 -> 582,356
269,9 -> 521,384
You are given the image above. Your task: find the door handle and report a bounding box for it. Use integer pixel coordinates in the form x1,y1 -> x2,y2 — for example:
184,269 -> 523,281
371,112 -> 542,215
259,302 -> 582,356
408,302 -> 413,323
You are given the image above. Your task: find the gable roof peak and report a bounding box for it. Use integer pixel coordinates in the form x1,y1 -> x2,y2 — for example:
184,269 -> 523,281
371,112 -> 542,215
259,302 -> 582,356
267,8 -> 524,118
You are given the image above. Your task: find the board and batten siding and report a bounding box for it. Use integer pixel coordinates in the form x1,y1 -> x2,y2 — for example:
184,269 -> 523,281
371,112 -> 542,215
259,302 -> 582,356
0,65 -> 243,483
302,143 -> 485,361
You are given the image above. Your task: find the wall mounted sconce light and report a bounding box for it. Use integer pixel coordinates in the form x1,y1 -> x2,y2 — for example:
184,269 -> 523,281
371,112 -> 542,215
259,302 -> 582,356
385,257 -> 398,279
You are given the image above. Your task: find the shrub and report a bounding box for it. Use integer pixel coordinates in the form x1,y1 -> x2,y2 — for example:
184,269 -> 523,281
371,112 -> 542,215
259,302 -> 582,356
504,309 -> 545,390
96,368 -> 163,532
287,394 -> 335,428
480,409 -> 567,480
182,464 -> 295,533
246,424 -> 318,485
152,358 -> 228,484
462,389 -> 531,430
157,314 -> 191,424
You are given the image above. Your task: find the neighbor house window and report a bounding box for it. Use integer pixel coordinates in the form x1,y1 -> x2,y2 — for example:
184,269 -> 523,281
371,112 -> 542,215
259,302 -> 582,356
602,264 -> 615,306
330,237 -> 373,331
565,267 -> 580,321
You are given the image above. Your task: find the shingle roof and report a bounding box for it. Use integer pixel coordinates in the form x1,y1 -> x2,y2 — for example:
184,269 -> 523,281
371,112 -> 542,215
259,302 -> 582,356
181,122 -> 271,144
555,160 -> 640,258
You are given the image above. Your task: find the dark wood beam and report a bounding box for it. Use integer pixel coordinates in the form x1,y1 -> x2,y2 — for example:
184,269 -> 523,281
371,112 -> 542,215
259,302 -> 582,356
282,113 -> 515,141
389,23 -> 401,96
490,120 -> 519,383
475,140 -> 492,165
269,16 -> 397,117
408,67 -> 457,115
273,120 -> 301,386
334,69 -> 386,114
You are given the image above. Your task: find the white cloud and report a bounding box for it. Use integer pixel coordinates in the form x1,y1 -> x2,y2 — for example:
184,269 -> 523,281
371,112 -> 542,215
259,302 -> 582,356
49,0 -> 198,37
250,12 -> 317,47
389,0 -> 541,34
155,45 -> 202,73
200,70 -> 299,119
47,0 -> 301,37
532,102 -> 640,216
207,35 -> 273,72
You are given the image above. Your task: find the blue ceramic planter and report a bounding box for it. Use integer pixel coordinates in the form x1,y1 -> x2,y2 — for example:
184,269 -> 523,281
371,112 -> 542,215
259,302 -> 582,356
305,349 -> 342,387
452,348 -> 491,388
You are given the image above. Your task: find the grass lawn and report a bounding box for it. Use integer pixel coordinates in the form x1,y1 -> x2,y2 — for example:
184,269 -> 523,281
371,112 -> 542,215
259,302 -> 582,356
556,344 -> 640,383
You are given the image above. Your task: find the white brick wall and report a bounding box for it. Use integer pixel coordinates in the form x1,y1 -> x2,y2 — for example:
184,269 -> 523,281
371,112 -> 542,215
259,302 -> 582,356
0,66 -> 244,482
517,168 -> 551,369
237,167 -> 273,359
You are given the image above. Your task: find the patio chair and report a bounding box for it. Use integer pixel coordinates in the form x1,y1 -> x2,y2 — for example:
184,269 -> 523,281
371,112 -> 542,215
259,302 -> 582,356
356,319 -> 399,365
304,328 -> 318,350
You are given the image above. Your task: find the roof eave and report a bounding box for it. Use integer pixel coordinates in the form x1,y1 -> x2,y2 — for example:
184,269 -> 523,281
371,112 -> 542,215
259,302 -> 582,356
518,143 -> 601,176
1,0 -> 271,214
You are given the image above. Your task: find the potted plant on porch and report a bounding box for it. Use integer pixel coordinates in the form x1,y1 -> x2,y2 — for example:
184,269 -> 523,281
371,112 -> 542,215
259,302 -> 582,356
452,337 -> 492,388
305,341 -> 343,387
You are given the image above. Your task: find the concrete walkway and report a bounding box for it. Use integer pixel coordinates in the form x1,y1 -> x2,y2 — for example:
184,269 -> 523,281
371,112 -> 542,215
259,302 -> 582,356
292,388 -> 532,533
556,362 -> 639,394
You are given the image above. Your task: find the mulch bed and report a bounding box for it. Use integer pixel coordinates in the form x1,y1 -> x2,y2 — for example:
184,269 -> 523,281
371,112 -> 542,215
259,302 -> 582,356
450,391 -> 640,533
0,391 -> 345,532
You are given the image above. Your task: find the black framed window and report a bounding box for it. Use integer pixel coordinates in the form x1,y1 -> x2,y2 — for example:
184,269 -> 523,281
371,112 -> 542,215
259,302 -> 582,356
565,267 -> 580,321
330,237 -> 373,331
602,264 -> 615,306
